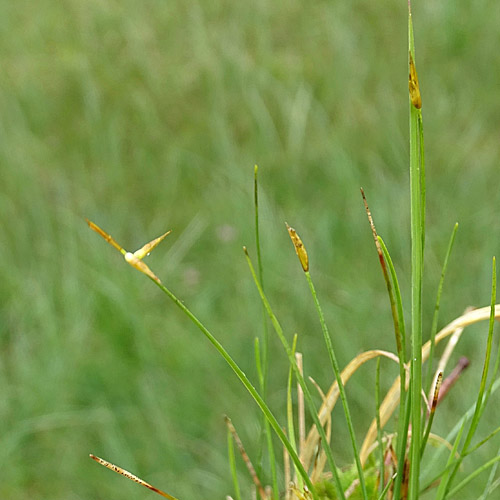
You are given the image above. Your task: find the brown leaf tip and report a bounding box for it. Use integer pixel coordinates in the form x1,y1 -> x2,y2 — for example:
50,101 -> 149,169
409,52 -> 422,109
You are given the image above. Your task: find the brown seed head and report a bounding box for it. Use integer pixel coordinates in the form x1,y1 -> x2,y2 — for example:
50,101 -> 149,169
409,52 -> 422,109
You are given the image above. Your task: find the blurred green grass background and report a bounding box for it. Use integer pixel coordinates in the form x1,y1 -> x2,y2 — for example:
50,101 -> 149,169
1,0 -> 500,498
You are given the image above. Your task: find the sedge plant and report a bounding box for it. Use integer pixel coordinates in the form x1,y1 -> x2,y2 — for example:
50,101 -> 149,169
86,2 -> 500,499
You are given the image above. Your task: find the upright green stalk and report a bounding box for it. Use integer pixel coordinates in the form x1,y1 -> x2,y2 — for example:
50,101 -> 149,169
227,424 -> 243,500
154,277 -> 319,498
254,165 -> 269,391
284,223 -> 367,498
375,358 -> 385,496
408,3 -> 425,498
436,257 -> 497,498
253,165 -> 278,498
305,271 -> 368,499
423,223 -> 458,397
244,248 -> 347,500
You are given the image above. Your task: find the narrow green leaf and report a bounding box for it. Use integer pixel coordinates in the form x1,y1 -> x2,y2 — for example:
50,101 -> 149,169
424,223 -> 459,397
443,258 -> 497,495
375,358 -> 385,496
228,424 -> 242,500
305,270 -> 368,500
244,248 -> 344,500
152,275 -> 318,499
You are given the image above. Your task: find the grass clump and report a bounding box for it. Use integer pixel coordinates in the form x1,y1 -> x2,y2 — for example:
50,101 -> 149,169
84,3 -> 500,500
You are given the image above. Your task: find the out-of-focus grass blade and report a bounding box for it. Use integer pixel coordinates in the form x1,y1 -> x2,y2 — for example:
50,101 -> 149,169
227,421 -> 243,500
286,335 -> 301,488
375,357 -> 385,496
424,223 -> 458,397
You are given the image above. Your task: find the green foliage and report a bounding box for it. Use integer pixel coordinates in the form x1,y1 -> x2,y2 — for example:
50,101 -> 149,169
2,0 -> 500,499
314,464 -> 379,500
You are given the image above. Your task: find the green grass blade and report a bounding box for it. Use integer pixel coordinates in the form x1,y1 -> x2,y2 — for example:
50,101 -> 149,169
253,166 -> 278,498
433,417 -> 466,500
377,472 -> 396,500
255,337 -> 264,388
244,248 -> 346,500
360,194 -> 407,479
465,425 -> 500,457
377,235 -> 409,497
423,378 -> 500,493
392,385 -> 411,500
361,190 -> 405,367
444,257 -> 497,494
447,454 -> 500,498
420,372 -> 442,457
479,443 -> 500,500
478,297 -> 500,422
287,334 -> 302,489
375,357 -> 385,496
254,165 -> 269,390
424,223 -> 459,396
419,113 -> 426,251
227,423 -> 243,500
150,276 -> 318,499
423,422 -> 500,495
408,4 -> 425,497
305,270 -> 368,500
378,236 -> 406,365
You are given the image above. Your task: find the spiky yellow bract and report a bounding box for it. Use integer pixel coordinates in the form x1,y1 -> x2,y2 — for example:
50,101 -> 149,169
86,219 -> 170,284
286,222 -> 309,272
409,52 -> 422,109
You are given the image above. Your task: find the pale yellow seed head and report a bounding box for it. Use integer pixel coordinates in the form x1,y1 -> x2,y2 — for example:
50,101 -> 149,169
286,222 -> 309,272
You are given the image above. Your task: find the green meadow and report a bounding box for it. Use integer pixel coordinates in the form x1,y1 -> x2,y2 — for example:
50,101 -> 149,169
1,0 -> 500,498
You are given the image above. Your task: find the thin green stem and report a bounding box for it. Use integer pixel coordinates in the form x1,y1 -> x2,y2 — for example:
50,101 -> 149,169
378,236 -> 407,366
423,378 -> 500,492
408,5 -> 424,498
424,223 -> 459,397
253,165 -> 277,498
479,443 -> 500,500
377,473 -> 396,500
150,276 -> 318,499
361,194 -> 407,477
423,423 -> 500,494
420,372 -> 442,457
228,425 -> 242,500
305,271 -> 368,500
287,335 -> 302,489
448,454 -> 500,498
244,249 -> 346,500
378,236 -> 409,493
440,257 -> 497,497
375,358 -> 385,496
392,384 -> 411,500
254,165 -> 269,390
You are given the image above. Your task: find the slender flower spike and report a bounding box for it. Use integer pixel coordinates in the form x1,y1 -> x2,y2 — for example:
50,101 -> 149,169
285,222 -> 309,272
89,454 -> 178,500
409,52 -> 422,109
430,371 -> 443,415
86,219 -> 171,284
